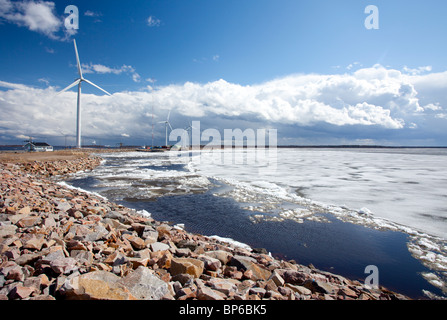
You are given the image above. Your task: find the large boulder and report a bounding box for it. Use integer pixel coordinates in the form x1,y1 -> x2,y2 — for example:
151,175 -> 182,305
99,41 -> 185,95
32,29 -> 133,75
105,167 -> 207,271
62,271 -> 136,300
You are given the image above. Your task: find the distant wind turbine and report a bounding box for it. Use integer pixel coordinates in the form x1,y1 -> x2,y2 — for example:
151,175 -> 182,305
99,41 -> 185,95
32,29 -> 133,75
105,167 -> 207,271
158,110 -> 173,147
58,39 -> 111,149
184,120 -> 196,149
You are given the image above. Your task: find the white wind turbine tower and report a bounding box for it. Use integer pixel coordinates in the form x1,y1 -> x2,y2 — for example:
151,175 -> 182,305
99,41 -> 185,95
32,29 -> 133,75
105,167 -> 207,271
59,39 -> 112,149
159,110 -> 173,147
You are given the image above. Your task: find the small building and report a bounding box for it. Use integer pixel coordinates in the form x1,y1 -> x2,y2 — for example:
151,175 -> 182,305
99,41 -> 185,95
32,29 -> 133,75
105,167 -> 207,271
24,142 -> 54,152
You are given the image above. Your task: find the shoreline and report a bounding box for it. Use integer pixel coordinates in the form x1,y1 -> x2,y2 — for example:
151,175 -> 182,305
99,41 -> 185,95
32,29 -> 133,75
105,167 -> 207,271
0,151 -> 412,300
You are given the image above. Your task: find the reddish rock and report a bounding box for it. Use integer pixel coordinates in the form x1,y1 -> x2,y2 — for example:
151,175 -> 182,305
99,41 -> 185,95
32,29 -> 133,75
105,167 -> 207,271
170,258 -> 204,278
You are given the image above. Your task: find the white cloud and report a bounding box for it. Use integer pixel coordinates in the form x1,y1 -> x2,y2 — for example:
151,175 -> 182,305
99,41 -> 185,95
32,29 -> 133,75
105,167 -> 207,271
84,10 -> 101,17
81,63 -> 141,83
0,0 -> 62,39
0,65 -> 446,145
402,65 -> 432,76
147,15 -> 161,27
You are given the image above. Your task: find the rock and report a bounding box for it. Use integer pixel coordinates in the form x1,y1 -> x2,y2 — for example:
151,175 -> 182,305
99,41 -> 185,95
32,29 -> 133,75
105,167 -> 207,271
0,225 -> 17,238
56,201 -> 72,212
339,286 -> 358,298
150,242 -> 170,252
83,225 -> 108,242
142,229 -> 158,243
8,285 -> 36,299
170,258 -> 204,278
23,274 -> 51,291
157,224 -> 171,240
303,279 -> 337,295
270,270 -> 285,287
197,286 -> 226,300
198,255 -> 222,271
6,265 -> 25,282
104,251 -> 128,266
71,250 -> 94,265
204,250 -> 232,265
118,266 -> 168,300
50,257 -> 78,274
126,235 -> 146,250
207,278 -> 237,295
23,235 -> 46,251
17,216 -> 41,228
29,295 -> 56,300
229,255 -> 271,281
63,271 -> 136,300
283,270 -> 307,285
286,283 -> 312,295
176,287 -> 196,300
17,206 -> 31,215
249,287 -> 267,298
176,240 -> 198,251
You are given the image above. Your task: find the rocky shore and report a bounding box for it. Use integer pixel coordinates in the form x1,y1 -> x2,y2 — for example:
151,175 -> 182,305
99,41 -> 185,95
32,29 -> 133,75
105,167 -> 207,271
0,152 -> 410,300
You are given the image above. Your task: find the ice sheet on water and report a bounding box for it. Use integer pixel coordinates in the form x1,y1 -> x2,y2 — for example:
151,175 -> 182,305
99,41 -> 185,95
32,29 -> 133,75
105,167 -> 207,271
209,235 -> 252,251
187,148 -> 447,296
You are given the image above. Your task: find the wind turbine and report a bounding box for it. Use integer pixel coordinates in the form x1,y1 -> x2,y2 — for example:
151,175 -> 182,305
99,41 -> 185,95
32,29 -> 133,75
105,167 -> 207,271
184,120 -> 196,150
58,39 -> 111,149
158,110 -> 173,147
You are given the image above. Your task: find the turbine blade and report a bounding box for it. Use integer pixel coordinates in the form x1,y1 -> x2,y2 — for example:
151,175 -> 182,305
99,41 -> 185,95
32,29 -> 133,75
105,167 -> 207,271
83,79 -> 112,96
58,79 -> 80,95
73,39 -> 83,79
167,110 -> 171,122
168,122 -> 173,131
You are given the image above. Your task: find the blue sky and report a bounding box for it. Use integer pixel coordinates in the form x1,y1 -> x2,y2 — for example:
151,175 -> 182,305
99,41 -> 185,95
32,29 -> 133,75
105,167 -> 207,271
1,0 -> 447,146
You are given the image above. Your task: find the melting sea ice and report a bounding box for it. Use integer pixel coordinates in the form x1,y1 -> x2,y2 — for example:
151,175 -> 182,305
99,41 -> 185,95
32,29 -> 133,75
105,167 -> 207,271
66,148 -> 447,299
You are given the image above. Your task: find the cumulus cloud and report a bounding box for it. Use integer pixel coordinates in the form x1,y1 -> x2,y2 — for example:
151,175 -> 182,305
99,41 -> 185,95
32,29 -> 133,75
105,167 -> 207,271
0,65 -> 446,145
0,0 -> 64,39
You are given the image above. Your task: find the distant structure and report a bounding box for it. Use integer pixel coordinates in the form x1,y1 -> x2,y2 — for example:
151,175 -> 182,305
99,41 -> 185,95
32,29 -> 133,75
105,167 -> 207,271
24,142 -> 53,152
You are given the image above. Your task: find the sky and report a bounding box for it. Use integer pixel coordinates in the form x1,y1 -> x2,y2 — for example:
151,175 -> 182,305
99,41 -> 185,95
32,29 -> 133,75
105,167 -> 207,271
1,0 -> 447,147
